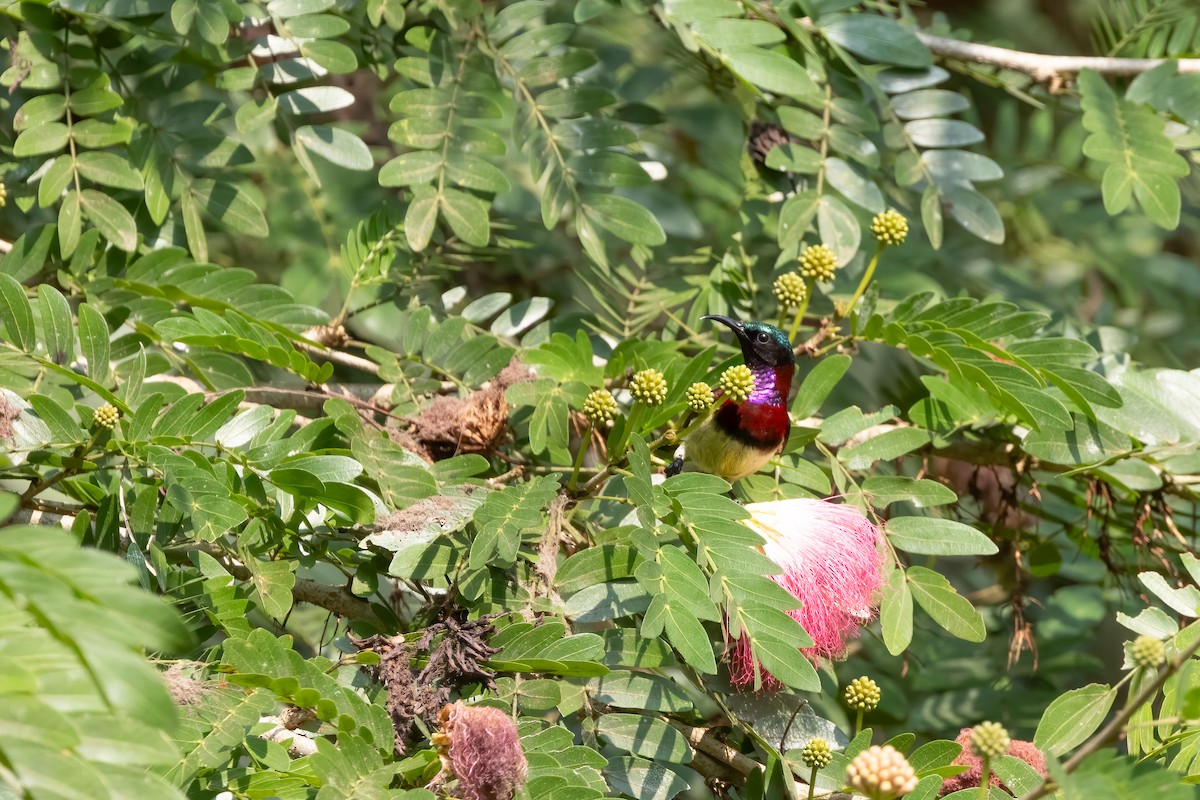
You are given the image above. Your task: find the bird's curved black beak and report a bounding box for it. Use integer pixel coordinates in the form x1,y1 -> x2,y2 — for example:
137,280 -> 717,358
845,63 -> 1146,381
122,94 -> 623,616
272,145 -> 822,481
703,314 -> 750,345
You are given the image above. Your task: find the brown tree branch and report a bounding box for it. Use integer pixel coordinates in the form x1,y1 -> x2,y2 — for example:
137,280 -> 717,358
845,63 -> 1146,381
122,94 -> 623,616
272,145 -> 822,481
774,9 -> 1200,82
914,31 -> 1200,80
167,542 -> 383,624
688,752 -> 748,788
673,723 -> 763,775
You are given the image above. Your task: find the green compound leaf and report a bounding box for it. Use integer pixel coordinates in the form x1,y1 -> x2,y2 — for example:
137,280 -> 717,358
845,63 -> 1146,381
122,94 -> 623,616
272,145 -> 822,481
1079,69 -> 1189,229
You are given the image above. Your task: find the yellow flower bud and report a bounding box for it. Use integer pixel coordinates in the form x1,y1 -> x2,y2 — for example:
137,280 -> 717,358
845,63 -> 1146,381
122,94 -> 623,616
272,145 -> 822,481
685,383 -> 714,412
844,675 -> 880,712
799,244 -> 837,282
970,721 -> 1011,760
93,402 -> 120,430
773,272 -> 808,309
718,365 -> 755,403
629,369 -> 668,406
582,390 -> 618,424
801,737 -> 832,769
1130,635 -> 1166,669
870,209 -> 908,246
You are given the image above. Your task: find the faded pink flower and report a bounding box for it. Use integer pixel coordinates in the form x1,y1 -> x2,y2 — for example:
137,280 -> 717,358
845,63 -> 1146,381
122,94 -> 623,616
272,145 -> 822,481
729,498 -> 886,690
939,727 -> 1046,796
432,701 -> 528,800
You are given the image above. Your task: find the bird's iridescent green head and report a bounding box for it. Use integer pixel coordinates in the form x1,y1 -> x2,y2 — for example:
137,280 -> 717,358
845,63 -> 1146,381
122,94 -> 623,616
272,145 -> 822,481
704,316 -> 795,367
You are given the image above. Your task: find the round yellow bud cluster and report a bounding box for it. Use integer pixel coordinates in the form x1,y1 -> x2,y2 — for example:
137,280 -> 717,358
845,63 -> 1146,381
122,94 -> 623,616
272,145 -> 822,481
718,365 -> 755,403
870,209 -> 908,246
843,676 -> 881,712
582,389 -> 617,424
685,382 -> 714,413
846,745 -> 918,800
629,369 -> 668,406
969,721 -> 1011,760
801,737 -> 832,770
772,271 -> 807,309
1130,635 -> 1166,669
799,244 -> 838,282
0,181 -> 7,208
93,402 -> 120,430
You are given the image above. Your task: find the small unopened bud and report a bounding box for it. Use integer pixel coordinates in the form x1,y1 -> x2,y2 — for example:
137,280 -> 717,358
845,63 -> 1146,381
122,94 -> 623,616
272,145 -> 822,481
686,382 -> 714,412
93,402 -> 120,430
970,721 -> 1010,760
846,744 -> 918,800
801,737 -> 832,769
799,244 -> 837,282
718,365 -> 755,403
434,701 -> 528,800
870,209 -> 908,246
773,272 -> 807,309
844,675 -> 880,712
582,389 -> 617,424
629,369 -> 668,406
1130,635 -> 1166,669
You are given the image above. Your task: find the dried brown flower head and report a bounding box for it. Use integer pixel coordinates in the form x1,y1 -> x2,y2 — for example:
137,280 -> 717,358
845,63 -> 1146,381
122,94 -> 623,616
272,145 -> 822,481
410,360 -> 533,460
0,395 -> 19,442
434,701 -> 528,800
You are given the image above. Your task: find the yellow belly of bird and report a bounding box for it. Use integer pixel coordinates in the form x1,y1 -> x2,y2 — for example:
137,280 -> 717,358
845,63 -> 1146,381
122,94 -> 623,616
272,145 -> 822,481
683,417 -> 776,482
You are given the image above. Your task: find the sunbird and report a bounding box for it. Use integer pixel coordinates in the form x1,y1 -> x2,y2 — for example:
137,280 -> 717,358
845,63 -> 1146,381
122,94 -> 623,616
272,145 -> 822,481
669,315 -> 795,482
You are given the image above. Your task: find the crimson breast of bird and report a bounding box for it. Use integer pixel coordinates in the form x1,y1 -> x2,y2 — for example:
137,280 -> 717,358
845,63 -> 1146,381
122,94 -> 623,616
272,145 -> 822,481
680,316 -> 796,483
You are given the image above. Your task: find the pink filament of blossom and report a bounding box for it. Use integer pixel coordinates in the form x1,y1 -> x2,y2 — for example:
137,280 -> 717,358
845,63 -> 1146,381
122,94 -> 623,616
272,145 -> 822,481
443,702 -> 528,800
728,498 -> 886,690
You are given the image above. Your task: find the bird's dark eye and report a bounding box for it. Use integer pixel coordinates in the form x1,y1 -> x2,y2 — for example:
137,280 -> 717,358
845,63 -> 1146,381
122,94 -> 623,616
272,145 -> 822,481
756,332 -> 770,343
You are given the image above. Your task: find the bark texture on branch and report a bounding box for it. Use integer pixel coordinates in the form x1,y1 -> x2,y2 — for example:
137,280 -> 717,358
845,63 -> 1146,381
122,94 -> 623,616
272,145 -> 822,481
914,30 -> 1200,80
170,542 -> 383,624
785,12 -> 1200,83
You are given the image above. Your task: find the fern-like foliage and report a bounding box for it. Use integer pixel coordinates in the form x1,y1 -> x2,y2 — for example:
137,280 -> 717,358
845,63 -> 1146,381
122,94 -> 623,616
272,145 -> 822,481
481,3 -> 664,268
863,294 -> 1122,433
2,0 -> 381,263
381,26 -> 509,251
577,258 -> 697,341
1079,69 -> 1190,229
1091,0 -> 1200,58
880,67 -> 1005,248
339,210 -> 406,291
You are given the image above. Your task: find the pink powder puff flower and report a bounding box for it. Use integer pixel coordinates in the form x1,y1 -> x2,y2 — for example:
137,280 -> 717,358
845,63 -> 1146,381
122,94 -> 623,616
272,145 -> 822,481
432,701 -> 528,800
728,498 -> 887,690
939,727 -> 1046,796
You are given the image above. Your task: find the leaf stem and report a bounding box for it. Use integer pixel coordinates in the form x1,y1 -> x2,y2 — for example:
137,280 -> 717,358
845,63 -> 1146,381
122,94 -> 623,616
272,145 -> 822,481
672,400 -> 719,444
844,243 -> 884,324
609,403 -> 645,464
567,422 -> 594,491
815,81 -> 832,195
787,280 -> 814,343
